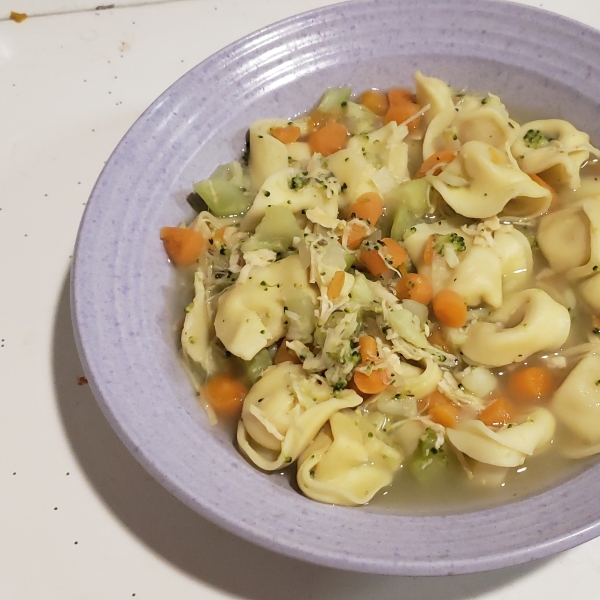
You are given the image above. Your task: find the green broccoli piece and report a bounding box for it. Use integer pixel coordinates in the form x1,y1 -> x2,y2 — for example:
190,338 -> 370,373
434,232 -> 466,256
523,129 -> 553,149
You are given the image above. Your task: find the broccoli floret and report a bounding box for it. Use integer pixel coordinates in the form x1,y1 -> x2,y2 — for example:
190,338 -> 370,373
289,173 -> 310,190
434,232 -> 466,255
523,129 -> 553,149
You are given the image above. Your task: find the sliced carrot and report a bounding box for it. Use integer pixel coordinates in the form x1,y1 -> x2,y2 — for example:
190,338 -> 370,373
478,397 -> 518,427
327,270 -> 346,300
360,248 -> 388,277
348,376 -> 370,400
419,390 -> 459,428
396,273 -> 433,305
383,100 -> 421,131
360,238 -> 408,277
270,125 -> 301,144
160,227 -> 206,266
359,89 -> 389,116
429,403 -> 459,428
432,289 -> 468,328
415,151 -> 456,179
379,237 -> 409,267
358,335 -> 378,363
308,121 -> 348,156
352,369 -> 389,395
388,88 -> 414,105
343,222 -> 369,250
274,340 -> 302,365
423,234 -> 435,266
347,192 -> 384,225
203,373 -> 248,418
529,173 -> 559,211
419,389 -> 452,411
508,366 -> 554,401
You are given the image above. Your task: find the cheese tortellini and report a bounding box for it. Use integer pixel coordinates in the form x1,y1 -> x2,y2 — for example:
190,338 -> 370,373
169,72 -> 600,510
237,363 -> 363,471
459,289 -> 571,367
551,354 -> 600,452
511,119 -> 598,189
428,141 -> 552,219
297,410 -> 402,505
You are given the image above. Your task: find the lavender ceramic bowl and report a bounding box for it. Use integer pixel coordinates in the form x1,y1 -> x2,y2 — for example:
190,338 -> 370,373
72,0 -> 600,575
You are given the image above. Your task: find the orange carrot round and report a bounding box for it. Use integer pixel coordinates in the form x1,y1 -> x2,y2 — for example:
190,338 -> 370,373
274,340 -> 302,365
160,227 -> 206,266
428,403 -> 459,428
379,237 -> 409,268
383,97 -> 421,131
478,397 -> 518,427
270,125 -> 301,144
396,273 -> 433,305
419,389 -> 452,411
347,192 -> 384,225
359,89 -> 389,116
358,335 -> 378,363
360,248 -> 389,277
415,151 -> 456,179
352,369 -> 389,395
348,376 -> 370,400
388,88 -> 414,105
360,238 -> 408,277
432,289 -> 468,328
308,121 -> 348,156
508,366 -> 554,401
344,222 -> 369,250
327,270 -> 346,299
203,373 -> 248,418
419,390 -> 458,427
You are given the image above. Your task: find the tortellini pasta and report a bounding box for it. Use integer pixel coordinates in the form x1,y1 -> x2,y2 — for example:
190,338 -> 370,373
459,289 -> 571,367
403,221 -> 531,308
214,254 -> 317,360
537,199 -> 600,281
511,119 -> 598,189
168,72 -> 600,510
446,408 -> 555,467
238,364 -> 363,471
241,166 -> 340,231
428,141 -> 552,219
328,121 -> 410,202
297,410 -> 402,505
551,354 -> 600,448
422,87 -> 518,159
248,119 -> 300,190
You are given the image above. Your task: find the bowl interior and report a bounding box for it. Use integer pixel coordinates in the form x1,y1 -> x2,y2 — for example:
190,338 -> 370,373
72,0 -> 600,575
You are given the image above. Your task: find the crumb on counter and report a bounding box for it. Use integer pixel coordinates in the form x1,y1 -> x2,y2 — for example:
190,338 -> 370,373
9,11 -> 27,22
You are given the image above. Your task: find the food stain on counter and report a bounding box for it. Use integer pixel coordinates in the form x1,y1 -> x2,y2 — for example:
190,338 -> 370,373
9,11 -> 27,23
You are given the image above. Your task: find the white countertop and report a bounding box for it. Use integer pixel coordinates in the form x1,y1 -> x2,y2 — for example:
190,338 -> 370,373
2,0 -> 600,597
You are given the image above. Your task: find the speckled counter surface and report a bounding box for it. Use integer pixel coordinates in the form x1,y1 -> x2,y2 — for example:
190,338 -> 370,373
2,0 -> 600,598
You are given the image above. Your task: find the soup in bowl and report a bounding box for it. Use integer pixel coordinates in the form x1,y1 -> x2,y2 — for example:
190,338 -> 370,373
72,0 -> 600,575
